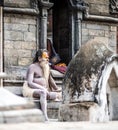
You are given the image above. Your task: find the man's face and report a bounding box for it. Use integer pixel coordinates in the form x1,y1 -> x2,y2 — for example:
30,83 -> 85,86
38,51 -> 49,66
42,52 -> 49,60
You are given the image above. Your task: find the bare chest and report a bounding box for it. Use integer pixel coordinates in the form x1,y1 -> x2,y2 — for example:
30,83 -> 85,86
34,66 -> 44,78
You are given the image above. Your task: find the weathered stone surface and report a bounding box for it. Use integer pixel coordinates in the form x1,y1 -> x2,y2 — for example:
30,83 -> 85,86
82,23 -> 117,52
86,0 -> 109,15
59,102 -> 98,122
60,37 -> 118,122
63,37 -> 113,103
47,101 -> 62,119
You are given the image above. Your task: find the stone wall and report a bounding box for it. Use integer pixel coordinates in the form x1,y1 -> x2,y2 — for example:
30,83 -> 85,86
3,1 -> 38,82
86,0 -> 109,16
4,0 -> 31,8
4,14 -> 37,80
82,22 -> 117,52
2,0 -> 118,84
82,0 -> 117,52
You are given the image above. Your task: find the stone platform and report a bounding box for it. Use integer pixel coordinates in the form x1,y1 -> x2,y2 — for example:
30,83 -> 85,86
0,121 -> 118,130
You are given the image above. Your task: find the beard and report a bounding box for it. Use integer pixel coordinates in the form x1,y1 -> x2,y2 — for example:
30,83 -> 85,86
39,60 -> 50,90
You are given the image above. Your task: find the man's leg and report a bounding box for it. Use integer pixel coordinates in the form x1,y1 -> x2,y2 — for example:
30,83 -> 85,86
33,90 -> 49,121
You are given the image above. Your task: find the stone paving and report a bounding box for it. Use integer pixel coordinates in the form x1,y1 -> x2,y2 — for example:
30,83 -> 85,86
0,120 -> 118,130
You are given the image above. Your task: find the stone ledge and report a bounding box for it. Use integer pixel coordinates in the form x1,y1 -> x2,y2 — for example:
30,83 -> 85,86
50,69 -> 64,78
4,86 -> 23,96
4,86 -> 62,119
4,7 -> 39,16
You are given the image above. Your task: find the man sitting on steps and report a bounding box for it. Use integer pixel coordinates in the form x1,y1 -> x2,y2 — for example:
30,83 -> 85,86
22,49 -> 61,121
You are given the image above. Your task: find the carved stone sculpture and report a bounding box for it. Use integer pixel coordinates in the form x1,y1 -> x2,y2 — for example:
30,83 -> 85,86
59,37 -> 118,122
110,0 -> 118,14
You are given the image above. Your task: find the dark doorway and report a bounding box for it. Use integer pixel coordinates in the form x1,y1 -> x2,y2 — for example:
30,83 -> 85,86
48,0 -> 71,65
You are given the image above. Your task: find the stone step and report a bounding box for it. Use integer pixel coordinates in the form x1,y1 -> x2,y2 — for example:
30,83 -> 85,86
0,88 -> 45,123
32,99 -> 62,119
4,79 -> 63,86
0,109 -> 44,123
47,100 -> 62,119
2,69 -> 64,120
4,86 -> 62,119
4,86 -> 23,96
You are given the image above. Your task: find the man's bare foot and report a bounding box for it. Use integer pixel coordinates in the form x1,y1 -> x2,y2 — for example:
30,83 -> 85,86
45,117 -> 49,122
54,98 -> 61,102
53,87 -> 62,92
54,92 -> 62,101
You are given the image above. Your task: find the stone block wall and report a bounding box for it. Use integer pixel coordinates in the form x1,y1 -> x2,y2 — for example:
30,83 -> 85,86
4,13 -> 37,80
2,0 -> 118,84
86,0 -> 109,16
83,0 -> 117,52
82,22 -> 117,52
4,0 -> 31,8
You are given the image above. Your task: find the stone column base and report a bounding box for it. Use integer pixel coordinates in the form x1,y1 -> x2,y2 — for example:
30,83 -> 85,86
58,102 -> 104,122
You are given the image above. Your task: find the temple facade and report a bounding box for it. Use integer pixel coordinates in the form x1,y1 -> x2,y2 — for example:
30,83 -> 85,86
0,0 -> 117,83
0,0 -> 118,80
0,0 -> 118,122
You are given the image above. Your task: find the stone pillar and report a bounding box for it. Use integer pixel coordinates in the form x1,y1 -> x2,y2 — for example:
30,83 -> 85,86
74,11 -> 82,53
38,0 -> 53,49
68,0 -> 87,54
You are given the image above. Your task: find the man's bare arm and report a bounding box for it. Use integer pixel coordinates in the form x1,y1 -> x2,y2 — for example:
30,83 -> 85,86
48,74 -> 62,92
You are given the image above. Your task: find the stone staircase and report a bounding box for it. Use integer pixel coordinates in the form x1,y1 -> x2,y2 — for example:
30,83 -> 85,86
3,69 -> 64,119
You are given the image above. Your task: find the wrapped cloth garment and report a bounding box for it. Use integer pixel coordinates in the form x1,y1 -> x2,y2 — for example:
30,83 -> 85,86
22,81 -> 62,101
22,81 -> 36,98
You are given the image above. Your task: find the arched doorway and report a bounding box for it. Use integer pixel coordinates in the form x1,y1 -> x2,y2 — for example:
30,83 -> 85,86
107,68 -> 118,120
